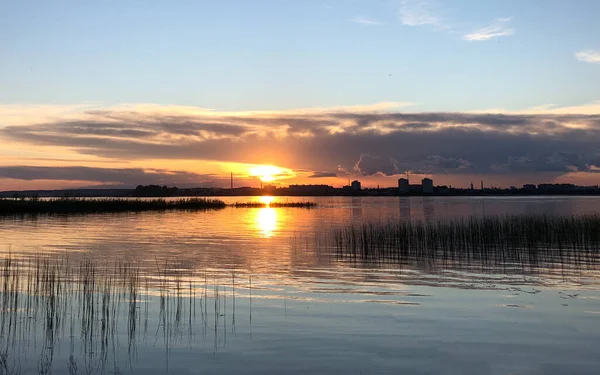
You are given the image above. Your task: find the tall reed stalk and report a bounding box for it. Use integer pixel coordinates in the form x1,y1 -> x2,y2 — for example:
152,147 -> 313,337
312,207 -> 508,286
329,214 -> 600,271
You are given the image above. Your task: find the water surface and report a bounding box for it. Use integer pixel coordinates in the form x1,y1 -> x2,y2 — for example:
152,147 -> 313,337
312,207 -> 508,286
0,196 -> 599,374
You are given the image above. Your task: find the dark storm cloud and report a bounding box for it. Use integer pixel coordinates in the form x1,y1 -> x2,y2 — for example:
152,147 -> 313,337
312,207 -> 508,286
2,109 -> 600,179
415,155 -> 475,174
490,152 -> 600,174
354,154 -> 400,176
308,172 -> 338,178
333,112 -> 600,130
19,114 -> 251,141
396,122 -> 435,130
0,166 -> 218,185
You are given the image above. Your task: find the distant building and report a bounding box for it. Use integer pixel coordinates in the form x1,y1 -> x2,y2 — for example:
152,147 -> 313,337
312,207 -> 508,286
523,184 -> 537,193
409,184 -> 422,193
263,184 -> 277,193
398,178 -> 410,194
287,184 -> 334,195
351,180 -> 362,191
537,183 -> 576,194
422,178 -> 433,194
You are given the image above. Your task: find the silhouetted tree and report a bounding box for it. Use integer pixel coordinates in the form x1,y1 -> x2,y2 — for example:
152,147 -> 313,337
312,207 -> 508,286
133,185 -> 179,197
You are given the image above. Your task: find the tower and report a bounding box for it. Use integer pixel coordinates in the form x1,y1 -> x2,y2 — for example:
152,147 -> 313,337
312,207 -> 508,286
398,178 -> 409,194
422,178 -> 433,194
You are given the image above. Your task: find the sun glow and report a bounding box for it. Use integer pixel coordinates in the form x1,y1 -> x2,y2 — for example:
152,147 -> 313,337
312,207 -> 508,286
249,165 -> 286,182
256,207 -> 277,238
259,196 -> 275,205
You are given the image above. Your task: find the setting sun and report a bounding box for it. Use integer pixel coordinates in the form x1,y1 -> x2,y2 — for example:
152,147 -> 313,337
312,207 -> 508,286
249,165 -> 285,182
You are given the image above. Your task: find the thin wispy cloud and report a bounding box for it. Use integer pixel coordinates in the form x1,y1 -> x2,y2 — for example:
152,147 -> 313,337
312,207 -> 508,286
575,50 -> 600,63
398,0 -> 444,29
464,17 -> 515,41
350,16 -> 382,26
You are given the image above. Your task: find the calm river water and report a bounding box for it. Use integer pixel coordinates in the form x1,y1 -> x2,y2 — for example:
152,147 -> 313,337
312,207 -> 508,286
0,196 -> 599,374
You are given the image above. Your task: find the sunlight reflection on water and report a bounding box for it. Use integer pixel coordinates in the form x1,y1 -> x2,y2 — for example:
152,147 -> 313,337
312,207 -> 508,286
256,207 -> 277,238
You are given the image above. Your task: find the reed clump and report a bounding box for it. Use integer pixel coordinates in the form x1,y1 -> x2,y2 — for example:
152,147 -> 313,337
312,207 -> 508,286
232,201 -> 317,208
0,197 -> 227,214
0,198 -> 317,214
331,214 -> 600,269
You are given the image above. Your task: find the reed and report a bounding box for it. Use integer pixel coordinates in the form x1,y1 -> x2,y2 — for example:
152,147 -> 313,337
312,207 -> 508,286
0,255 -> 246,374
329,213 -> 600,271
232,201 -> 317,208
0,197 -> 227,214
0,198 -> 318,214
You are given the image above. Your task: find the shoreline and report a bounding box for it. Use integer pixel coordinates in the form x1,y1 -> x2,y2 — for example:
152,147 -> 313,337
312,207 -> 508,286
2,187 -> 600,199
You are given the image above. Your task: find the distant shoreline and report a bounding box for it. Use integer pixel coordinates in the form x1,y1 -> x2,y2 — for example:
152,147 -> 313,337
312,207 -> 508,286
1,187 -> 600,198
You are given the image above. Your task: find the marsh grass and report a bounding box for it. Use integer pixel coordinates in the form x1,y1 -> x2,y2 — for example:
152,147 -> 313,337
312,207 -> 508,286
0,198 -> 317,215
329,214 -> 600,272
232,201 -> 317,208
0,198 -> 227,214
0,256 -> 247,374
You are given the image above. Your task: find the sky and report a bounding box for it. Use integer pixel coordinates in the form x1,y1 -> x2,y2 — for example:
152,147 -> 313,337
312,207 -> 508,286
1,0 -> 599,190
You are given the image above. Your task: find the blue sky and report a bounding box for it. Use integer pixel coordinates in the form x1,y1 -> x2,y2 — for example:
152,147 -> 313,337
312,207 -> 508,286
1,0 -> 599,111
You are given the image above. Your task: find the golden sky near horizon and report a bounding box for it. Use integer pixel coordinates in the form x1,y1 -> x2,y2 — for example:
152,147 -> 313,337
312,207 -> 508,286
0,101 -> 599,191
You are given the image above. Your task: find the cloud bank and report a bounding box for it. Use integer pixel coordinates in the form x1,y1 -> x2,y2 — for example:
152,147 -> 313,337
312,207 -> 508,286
0,166 -> 221,187
1,104 -> 600,188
